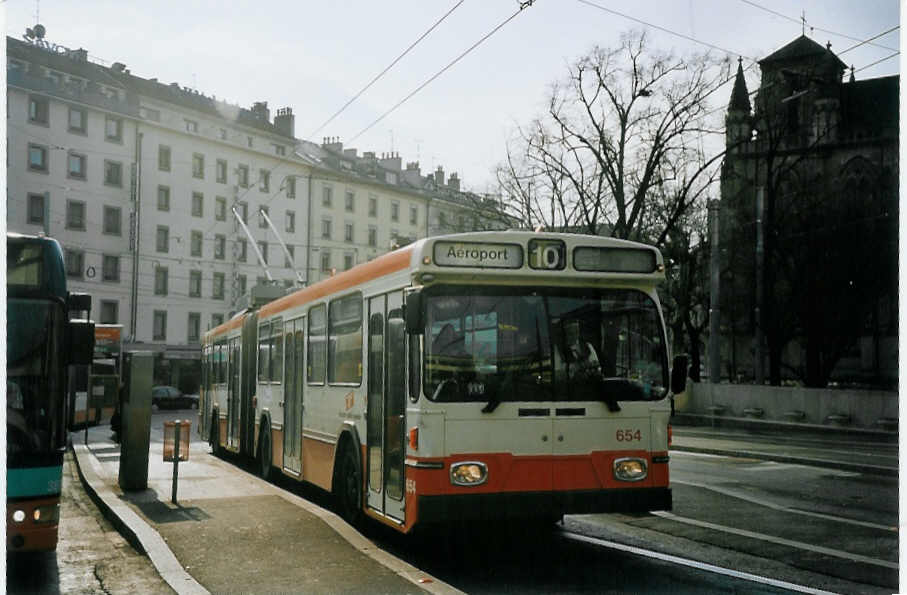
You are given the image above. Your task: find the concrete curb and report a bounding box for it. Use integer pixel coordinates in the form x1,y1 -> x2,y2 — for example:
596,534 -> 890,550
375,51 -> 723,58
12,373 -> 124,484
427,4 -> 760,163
71,444 -> 209,595
669,444 -> 897,477
673,414 -> 897,441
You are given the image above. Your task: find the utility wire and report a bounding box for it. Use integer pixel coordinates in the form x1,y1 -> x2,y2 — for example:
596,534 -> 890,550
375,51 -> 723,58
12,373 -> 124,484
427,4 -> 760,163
736,0 -> 898,52
309,0 -> 465,138
576,0 -> 758,63
348,1 -> 537,143
838,26 -> 900,56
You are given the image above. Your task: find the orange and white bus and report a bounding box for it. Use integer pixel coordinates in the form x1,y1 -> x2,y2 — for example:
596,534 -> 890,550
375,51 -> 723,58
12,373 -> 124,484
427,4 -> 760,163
200,231 -> 687,532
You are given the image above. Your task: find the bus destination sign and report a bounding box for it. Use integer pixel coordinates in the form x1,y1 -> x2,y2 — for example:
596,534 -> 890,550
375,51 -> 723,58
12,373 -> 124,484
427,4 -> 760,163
433,241 -> 523,269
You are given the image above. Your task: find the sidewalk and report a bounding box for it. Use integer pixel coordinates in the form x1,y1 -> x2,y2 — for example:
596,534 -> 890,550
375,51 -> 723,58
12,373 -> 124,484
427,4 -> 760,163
71,428 -> 459,595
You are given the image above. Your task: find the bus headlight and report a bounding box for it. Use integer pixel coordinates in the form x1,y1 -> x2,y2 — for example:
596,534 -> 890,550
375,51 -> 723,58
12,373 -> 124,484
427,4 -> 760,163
34,504 -> 59,524
613,457 -> 647,482
11,510 -> 26,523
450,462 -> 488,486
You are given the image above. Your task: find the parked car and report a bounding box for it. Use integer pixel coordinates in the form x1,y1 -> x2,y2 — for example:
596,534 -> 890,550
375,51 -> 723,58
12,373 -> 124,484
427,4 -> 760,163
151,386 -> 199,410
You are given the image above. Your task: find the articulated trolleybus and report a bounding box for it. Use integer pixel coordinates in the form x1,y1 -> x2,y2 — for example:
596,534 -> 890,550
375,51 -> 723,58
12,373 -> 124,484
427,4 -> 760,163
7,233 -> 94,551
201,231 -> 687,532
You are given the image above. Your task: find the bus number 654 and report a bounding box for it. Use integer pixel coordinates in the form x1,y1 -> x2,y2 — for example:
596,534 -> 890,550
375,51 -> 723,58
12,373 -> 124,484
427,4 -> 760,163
616,429 -> 642,442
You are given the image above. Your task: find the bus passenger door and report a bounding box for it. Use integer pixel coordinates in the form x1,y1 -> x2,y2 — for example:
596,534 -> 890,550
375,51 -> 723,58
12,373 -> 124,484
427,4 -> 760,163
227,338 -> 241,449
283,318 -> 304,475
366,292 -> 406,522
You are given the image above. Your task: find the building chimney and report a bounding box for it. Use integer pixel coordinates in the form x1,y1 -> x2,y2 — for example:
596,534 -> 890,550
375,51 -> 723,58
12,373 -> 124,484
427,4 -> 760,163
274,107 -> 295,137
111,62 -> 126,73
322,136 -> 343,153
363,151 -> 376,160
71,48 -> 88,62
435,166 -> 445,187
448,172 -> 460,192
251,101 -> 270,122
404,161 -> 422,186
344,148 -> 358,158
379,151 -> 401,171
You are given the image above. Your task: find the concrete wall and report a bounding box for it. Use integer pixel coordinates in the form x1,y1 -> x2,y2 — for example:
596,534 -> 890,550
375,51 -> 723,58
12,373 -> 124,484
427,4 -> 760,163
676,382 -> 897,429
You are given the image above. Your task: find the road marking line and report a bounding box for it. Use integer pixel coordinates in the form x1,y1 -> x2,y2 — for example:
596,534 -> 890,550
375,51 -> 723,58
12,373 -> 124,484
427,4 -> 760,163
672,479 -> 895,532
652,511 -> 898,569
562,531 -> 839,595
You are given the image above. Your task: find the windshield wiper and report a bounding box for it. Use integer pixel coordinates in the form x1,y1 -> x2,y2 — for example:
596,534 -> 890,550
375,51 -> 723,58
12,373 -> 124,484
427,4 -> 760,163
481,393 -> 501,414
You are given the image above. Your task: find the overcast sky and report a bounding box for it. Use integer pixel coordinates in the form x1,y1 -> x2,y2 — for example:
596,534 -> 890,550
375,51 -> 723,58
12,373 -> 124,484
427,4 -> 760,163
5,1 -> 900,193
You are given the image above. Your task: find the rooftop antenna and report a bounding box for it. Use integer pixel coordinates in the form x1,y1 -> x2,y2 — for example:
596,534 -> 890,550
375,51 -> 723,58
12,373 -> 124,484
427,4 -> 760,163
801,10 -> 806,36
35,0 -> 40,25
389,129 -> 394,154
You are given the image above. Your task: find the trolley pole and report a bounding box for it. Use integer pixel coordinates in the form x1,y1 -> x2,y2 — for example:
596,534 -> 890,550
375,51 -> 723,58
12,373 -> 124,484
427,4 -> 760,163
708,199 -> 721,383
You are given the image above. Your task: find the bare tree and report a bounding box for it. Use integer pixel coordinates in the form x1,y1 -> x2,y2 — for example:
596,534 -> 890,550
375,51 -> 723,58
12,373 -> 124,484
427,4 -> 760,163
497,30 -> 732,244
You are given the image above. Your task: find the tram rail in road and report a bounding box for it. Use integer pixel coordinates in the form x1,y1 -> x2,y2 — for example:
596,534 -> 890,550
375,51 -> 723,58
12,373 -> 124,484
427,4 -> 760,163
561,530 -> 838,595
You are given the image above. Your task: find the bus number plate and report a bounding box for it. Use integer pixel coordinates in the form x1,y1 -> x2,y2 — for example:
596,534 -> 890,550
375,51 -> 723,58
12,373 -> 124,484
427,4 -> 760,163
616,429 -> 642,442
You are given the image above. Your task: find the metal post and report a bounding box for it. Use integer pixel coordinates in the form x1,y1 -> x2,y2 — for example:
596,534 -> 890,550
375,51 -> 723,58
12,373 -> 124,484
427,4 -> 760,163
754,187 -> 764,384
130,132 -> 143,341
171,420 -> 180,504
708,200 -> 721,383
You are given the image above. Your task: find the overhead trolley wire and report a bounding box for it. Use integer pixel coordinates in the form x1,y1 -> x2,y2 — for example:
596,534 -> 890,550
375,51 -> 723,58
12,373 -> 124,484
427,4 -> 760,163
309,0 -> 466,139
348,0 -> 537,143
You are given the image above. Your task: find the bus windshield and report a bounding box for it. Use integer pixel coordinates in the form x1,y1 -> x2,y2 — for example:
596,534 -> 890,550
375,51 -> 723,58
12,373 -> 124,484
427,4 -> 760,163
423,287 -> 668,405
7,299 -> 65,458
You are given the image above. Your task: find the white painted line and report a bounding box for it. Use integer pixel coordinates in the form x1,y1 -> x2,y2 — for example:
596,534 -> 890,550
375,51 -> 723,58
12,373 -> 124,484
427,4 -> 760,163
672,479 -> 896,532
563,531 -> 840,595
652,511 -> 898,570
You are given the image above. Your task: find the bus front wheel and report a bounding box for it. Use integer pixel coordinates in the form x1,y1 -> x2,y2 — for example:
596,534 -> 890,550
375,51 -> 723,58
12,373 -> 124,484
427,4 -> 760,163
335,445 -> 362,526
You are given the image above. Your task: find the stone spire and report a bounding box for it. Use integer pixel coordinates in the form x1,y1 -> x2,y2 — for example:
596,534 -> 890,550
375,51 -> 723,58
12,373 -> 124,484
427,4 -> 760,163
728,58 -> 751,114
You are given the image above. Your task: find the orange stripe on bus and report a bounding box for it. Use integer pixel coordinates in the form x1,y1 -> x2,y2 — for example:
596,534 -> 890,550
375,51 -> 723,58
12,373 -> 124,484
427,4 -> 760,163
259,247 -> 414,320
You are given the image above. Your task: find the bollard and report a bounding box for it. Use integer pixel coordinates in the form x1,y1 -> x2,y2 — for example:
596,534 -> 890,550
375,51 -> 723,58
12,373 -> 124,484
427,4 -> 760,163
163,420 -> 190,504
172,421 -> 180,504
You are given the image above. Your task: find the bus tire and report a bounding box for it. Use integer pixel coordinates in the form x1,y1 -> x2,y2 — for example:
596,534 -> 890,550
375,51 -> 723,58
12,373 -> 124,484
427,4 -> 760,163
334,443 -> 362,526
258,419 -> 272,481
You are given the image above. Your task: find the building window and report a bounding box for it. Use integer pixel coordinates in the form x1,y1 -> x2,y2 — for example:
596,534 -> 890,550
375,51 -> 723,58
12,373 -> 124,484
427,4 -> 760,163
65,249 -> 84,278
188,313 -> 201,343
322,186 -> 333,207
185,119 -> 198,133
213,272 -> 225,299
391,201 -> 399,222
285,245 -> 295,268
238,164 -> 249,187
103,206 -> 121,235
66,200 -> 86,230
321,219 -> 332,239
247,136 -> 253,148
219,128 -> 227,140
237,274 -> 247,296
102,254 -> 120,282
216,159 -> 227,183
321,249 -> 331,272
274,144 -> 286,156
344,253 -> 354,271
237,239 -> 247,262
215,196 -> 226,221
67,152 -> 86,179
156,225 -> 169,253
28,96 -> 49,125
189,270 -> 202,297
285,211 -> 295,233
27,193 -> 45,225
153,310 -> 167,341
260,169 -> 270,192
368,195 -> 377,217
258,206 -> 269,229
100,300 -> 118,324
214,235 -> 225,260
157,186 -> 170,211
286,176 -> 296,198
105,116 -> 122,142
192,153 -> 205,179
28,144 -> 48,172
192,192 -> 204,217
438,211 -> 447,226
158,145 -> 171,171
154,267 -> 169,295
258,241 -> 269,264
68,107 -> 86,133
104,160 -> 123,187
238,202 -> 248,223
344,222 -> 354,243
345,191 -> 355,212
211,313 -> 224,328
368,226 -> 377,247
190,230 -> 203,257
410,206 -> 418,225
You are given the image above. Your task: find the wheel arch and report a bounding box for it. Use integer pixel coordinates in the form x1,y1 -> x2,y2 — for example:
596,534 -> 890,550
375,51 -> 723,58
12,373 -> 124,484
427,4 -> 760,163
332,421 -> 363,490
